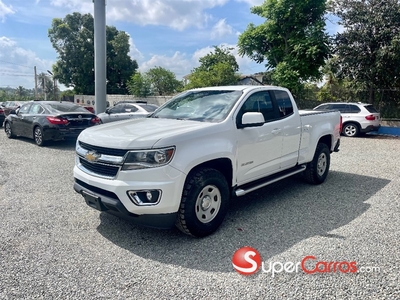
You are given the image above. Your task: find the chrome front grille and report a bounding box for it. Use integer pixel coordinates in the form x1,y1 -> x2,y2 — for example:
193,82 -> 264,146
79,158 -> 120,178
76,142 -> 126,179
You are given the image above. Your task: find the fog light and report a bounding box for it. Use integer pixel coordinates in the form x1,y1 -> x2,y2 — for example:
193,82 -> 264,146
127,190 -> 161,206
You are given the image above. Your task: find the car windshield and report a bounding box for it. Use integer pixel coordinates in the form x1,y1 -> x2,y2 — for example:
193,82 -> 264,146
151,90 -> 242,122
46,103 -> 90,113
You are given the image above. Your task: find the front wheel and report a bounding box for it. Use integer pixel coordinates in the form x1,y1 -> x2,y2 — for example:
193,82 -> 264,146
5,122 -> 15,138
303,143 -> 330,184
176,168 -> 230,237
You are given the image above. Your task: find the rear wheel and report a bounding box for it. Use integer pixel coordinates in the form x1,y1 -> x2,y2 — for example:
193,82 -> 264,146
304,143 -> 330,184
342,123 -> 359,137
34,126 -> 45,146
5,122 -> 15,138
176,168 -> 230,237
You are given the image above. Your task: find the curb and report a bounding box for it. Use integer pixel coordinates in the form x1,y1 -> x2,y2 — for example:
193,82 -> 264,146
367,126 -> 400,137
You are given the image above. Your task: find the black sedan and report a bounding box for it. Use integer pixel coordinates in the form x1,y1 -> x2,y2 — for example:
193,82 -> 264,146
4,101 -> 101,146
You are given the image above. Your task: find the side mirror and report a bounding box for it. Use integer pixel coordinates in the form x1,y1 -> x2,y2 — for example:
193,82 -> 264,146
9,109 -> 17,115
241,112 -> 265,128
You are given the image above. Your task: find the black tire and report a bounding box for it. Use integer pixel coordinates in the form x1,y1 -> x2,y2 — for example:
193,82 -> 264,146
303,143 -> 330,184
34,126 -> 46,146
176,168 -> 230,237
342,123 -> 359,137
4,122 -> 15,138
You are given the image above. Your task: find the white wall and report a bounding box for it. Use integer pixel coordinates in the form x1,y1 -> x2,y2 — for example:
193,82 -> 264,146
74,95 -> 173,108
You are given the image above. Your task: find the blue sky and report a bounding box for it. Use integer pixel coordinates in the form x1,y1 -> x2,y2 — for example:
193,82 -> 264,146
0,0 -> 341,90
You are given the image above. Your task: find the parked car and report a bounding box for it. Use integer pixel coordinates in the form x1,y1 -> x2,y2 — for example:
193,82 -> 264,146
97,101 -> 158,123
4,101 -> 101,146
83,106 -> 95,113
2,101 -> 26,116
313,102 -> 380,137
0,105 -> 5,127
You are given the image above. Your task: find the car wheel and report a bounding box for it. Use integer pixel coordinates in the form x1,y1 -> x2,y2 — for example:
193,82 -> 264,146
176,168 -> 230,237
303,143 -> 330,184
34,126 -> 45,146
4,122 -> 15,138
342,123 -> 359,137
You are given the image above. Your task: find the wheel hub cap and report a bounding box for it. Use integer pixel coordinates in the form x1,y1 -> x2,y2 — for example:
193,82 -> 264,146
201,195 -> 212,210
195,185 -> 221,224
317,153 -> 327,176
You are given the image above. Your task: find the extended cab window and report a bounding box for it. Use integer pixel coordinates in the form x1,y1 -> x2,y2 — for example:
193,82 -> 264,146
273,90 -> 293,118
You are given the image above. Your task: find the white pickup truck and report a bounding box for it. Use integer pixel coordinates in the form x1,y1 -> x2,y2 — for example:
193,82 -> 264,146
73,85 -> 341,237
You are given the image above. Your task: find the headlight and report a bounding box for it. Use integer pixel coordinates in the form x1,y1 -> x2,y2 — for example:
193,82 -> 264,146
122,147 -> 175,170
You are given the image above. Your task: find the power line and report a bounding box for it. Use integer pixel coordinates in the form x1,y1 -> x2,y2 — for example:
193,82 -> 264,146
0,60 -> 52,75
0,73 -> 33,77
0,60 -> 33,69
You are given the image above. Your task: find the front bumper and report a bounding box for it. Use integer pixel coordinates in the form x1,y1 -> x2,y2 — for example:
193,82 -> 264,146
73,179 -> 177,229
73,164 -> 186,229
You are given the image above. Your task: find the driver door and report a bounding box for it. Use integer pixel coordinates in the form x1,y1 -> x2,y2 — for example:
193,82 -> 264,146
235,91 -> 283,185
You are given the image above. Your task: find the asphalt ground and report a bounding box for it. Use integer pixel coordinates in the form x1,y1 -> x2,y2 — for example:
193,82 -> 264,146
0,131 -> 399,299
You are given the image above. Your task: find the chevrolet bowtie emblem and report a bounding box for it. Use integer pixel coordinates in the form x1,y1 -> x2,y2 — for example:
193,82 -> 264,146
85,151 -> 100,162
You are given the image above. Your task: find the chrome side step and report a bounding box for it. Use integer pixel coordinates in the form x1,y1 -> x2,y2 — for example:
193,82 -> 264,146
235,165 -> 307,197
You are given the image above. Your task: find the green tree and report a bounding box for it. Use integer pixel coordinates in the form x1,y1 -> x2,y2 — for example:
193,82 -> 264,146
186,46 -> 240,89
37,73 -> 53,100
331,0 -> 400,103
106,26 -> 138,94
127,72 -> 152,97
48,12 -> 138,95
15,86 -> 26,100
237,0 -> 330,93
146,67 -> 183,95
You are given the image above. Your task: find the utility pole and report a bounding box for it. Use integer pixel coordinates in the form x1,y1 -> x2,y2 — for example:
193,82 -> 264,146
47,70 -> 56,101
93,0 -> 107,114
34,66 -> 38,99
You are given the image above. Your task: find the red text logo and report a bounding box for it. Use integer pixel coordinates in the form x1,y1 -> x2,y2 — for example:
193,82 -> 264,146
232,246 -> 262,275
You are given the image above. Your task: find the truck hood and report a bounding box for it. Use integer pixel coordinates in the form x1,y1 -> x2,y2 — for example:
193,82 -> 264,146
78,117 -> 216,149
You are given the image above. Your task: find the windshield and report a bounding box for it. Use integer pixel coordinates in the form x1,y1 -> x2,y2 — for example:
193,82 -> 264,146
152,90 -> 242,122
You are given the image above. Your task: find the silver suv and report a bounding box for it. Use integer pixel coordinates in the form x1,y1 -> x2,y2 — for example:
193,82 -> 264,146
314,102 -> 380,137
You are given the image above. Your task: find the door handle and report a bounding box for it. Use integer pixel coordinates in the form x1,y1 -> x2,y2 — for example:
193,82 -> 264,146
303,125 -> 312,131
271,128 -> 281,135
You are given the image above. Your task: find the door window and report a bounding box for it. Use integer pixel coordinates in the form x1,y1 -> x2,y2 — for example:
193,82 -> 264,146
236,91 -> 276,127
18,104 -> 31,114
273,90 -> 293,118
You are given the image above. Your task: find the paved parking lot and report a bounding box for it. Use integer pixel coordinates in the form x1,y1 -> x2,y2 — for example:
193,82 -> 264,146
0,132 -> 399,299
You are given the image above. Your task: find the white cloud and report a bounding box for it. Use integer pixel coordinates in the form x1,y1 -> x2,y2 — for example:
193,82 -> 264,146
139,51 -> 194,79
0,0 -> 14,22
0,37 -> 53,88
128,37 -> 144,62
210,19 -> 234,40
49,0 -> 229,30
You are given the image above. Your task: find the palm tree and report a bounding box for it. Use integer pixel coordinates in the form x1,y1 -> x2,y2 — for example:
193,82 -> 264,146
37,73 -> 53,100
15,86 -> 26,100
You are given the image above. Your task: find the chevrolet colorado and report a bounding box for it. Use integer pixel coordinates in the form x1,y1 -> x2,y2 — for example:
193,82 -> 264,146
73,85 -> 341,237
